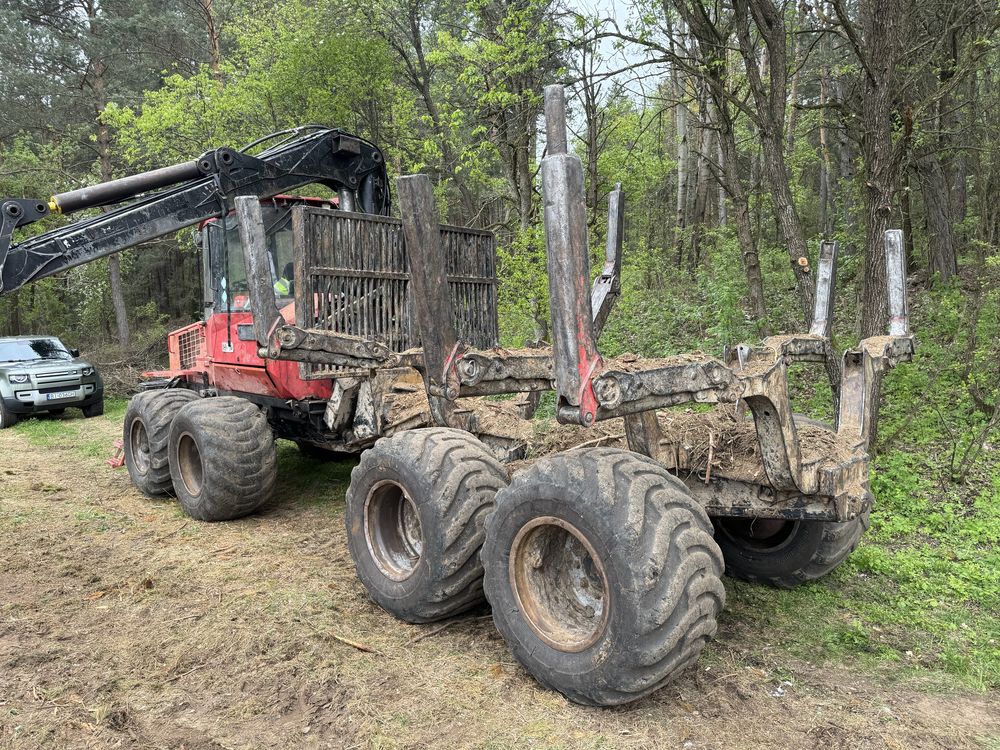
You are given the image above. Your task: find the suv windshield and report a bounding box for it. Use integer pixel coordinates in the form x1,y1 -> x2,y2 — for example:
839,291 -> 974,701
0,338 -> 72,363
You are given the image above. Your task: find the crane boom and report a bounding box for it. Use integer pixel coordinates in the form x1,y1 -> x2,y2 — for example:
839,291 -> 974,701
0,127 -> 389,295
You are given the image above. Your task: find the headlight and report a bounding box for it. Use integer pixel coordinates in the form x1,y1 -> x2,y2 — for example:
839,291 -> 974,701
9,374 -> 29,384
81,366 -> 94,376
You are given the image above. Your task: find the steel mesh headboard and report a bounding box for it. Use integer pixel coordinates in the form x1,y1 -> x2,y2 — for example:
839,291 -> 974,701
292,207 -> 499,380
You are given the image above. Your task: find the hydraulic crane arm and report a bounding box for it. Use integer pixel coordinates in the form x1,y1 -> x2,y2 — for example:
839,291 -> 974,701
0,127 -> 390,295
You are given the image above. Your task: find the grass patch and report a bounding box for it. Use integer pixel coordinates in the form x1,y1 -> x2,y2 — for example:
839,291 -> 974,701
11,398 -> 127,459
73,508 -> 129,532
273,441 -> 354,511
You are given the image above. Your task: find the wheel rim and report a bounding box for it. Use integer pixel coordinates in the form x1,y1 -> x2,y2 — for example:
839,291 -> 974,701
716,517 -> 798,551
129,419 -> 151,475
364,480 -> 423,581
509,516 -> 609,653
176,432 -> 204,497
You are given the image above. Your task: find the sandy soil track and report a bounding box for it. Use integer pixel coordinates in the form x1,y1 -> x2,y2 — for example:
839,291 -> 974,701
0,411 -> 997,749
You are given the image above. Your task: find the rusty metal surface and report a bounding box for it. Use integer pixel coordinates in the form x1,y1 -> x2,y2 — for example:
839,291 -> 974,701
685,475 -> 847,521
397,175 -> 462,422
508,514 -> 610,653
540,85 -> 603,427
234,197 -> 285,350
589,358 -> 742,417
290,205 -> 498,380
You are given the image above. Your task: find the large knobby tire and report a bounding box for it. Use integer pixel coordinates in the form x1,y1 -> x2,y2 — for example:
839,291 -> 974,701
124,389 -> 200,497
168,396 -> 277,521
712,510 -> 871,588
483,447 -> 726,707
345,427 -> 509,623
712,414 -> 871,588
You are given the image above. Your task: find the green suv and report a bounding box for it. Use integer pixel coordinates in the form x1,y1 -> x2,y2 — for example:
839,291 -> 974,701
0,336 -> 104,428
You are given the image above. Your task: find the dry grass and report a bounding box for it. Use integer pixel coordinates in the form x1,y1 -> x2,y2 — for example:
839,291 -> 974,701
0,410 -> 997,749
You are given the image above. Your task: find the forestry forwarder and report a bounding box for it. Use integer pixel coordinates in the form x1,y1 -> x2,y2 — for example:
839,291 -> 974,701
0,126 -> 416,513
0,99 -> 916,707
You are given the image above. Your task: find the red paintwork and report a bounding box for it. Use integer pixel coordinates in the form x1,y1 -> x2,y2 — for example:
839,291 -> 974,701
166,320 -> 207,370
145,368 -> 204,379
141,194 -> 334,403
144,304 -> 332,402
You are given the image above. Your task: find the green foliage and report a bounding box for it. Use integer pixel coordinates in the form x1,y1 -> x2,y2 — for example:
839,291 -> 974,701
105,0 -> 399,165
496,225 -> 549,345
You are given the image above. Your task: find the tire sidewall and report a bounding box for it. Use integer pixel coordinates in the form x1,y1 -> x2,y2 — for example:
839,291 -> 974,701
483,488 -> 626,688
168,406 -> 208,517
346,450 -> 443,611
713,517 -> 826,578
0,399 -> 16,428
123,400 -> 151,487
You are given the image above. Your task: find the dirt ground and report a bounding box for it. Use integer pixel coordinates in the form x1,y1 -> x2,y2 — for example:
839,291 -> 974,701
1,411 -> 997,750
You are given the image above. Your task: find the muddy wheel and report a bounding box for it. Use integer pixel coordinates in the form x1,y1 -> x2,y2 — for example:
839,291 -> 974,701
124,389 -> 200,497
482,447 -> 726,707
712,510 -> 871,588
713,414 -> 871,588
168,396 -> 277,521
345,427 -> 508,623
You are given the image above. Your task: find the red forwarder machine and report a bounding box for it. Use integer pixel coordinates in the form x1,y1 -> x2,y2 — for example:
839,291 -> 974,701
0,90 -> 915,706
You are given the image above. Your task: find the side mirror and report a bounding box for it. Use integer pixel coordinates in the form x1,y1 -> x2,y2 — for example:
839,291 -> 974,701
69,348 -> 80,357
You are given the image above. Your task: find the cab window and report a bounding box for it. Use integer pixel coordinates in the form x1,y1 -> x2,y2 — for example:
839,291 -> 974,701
207,205 -> 294,312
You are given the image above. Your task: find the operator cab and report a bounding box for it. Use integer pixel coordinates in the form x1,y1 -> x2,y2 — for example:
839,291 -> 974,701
198,195 -> 336,319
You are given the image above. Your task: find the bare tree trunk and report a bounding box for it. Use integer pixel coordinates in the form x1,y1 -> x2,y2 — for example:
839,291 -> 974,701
833,75 -> 856,246
716,129 -> 728,227
667,0 -> 771,331
917,156 -> 958,283
818,64 -> 834,236
689,105 -> 711,269
785,0 -> 808,152
85,1 -> 131,350
735,0 -> 814,322
834,0 -> 907,339
200,0 -> 223,82
716,103 -> 769,332
96,105 -> 131,350
673,91 -> 689,267
901,169 -> 916,272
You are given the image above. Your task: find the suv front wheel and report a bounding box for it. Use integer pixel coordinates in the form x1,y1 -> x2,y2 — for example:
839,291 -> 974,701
82,398 -> 104,418
0,400 -> 19,429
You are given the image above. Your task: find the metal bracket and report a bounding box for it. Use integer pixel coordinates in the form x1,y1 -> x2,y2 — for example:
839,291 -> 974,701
541,85 -> 604,426
270,325 -> 397,368
837,229 -> 915,447
0,199 -> 49,293
591,184 -> 624,336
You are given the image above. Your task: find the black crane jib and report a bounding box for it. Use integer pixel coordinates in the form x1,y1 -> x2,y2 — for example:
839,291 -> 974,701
0,127 -> 390,295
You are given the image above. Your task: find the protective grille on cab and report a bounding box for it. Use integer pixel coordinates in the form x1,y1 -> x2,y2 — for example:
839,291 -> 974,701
293,208 -> 499,380
177,325 -> 205,370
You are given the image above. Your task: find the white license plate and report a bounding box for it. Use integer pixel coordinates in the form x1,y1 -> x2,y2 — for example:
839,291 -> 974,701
46,391 -> 76,401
